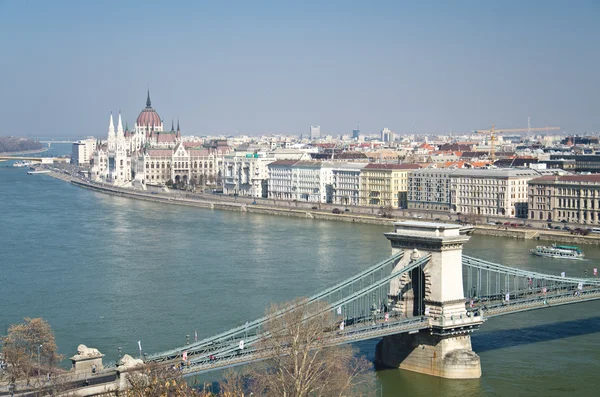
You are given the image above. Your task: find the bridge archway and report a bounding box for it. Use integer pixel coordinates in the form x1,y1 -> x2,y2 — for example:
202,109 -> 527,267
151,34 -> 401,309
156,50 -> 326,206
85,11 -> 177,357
410,266 -> 426,316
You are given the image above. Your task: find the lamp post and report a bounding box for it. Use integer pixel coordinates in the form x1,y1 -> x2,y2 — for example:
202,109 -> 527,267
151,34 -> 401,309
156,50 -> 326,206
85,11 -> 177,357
37,344 -> 42,377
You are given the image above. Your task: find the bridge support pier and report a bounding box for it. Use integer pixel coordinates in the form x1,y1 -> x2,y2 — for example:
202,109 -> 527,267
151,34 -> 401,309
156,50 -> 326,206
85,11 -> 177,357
379,221 -> 482,379
376,330 -> 481,379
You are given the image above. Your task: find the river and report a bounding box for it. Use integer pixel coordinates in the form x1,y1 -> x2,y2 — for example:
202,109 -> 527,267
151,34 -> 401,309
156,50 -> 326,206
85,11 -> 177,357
1,144 -> 599,396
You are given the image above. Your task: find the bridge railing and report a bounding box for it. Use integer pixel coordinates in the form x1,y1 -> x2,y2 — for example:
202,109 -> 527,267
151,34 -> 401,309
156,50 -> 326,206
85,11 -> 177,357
146,251 -> 405,362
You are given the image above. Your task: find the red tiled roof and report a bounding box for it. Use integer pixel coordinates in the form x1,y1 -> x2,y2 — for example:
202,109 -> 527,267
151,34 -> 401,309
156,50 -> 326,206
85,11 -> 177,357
364,163 -> 421,170
157,134 -> 176,143
188,148 -> 210,155
532,174 -> 600,183
268,160 -> 297,166
147,149 -> 172,156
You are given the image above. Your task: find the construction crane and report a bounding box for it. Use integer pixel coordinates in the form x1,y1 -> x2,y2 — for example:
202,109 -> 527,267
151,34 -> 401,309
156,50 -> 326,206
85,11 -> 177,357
474,123 -> 561,161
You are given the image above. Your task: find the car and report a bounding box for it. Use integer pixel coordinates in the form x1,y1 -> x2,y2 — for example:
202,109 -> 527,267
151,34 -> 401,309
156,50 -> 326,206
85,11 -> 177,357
503,222 -> 511,226
151,191 -> 158,195
510,223 -> 518,227
311,206 -> 318,210
332,208 -> 341,214
562,226 -> 571,231
553,226 -> 561,230
525,224 -> 533,228
495,221 -> 503,225
434,218 -> 441,221
561,220 -> 568,223
344,208 -> 350,212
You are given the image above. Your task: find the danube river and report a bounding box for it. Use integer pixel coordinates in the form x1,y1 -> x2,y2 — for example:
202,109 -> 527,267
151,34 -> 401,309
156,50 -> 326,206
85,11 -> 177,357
1,147 -> 599,396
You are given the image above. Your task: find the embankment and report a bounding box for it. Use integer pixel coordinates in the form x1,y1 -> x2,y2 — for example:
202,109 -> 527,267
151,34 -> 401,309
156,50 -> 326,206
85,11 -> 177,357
51,175 -> 600,245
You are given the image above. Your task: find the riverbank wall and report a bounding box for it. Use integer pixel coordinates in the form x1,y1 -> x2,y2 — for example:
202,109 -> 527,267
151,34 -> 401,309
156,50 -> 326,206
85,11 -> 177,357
70,180 -> 395,226
45,172 -> 600,245
0,147 -> 49,156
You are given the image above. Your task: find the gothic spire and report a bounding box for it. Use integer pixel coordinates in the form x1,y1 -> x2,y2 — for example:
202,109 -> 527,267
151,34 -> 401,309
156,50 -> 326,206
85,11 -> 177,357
108,112 -> 115,136
171,119 -> 174,132
146,90 -> 151,107
117,111 -> 124,137
177,119 -> 180,132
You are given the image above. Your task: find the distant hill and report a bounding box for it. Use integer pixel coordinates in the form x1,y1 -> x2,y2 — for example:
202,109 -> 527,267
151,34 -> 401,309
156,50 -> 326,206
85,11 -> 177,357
0,136 -> 45,153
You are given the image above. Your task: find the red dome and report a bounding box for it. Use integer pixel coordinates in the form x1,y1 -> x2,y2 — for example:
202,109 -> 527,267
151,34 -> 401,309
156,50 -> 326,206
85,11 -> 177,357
137,107 -> 162,127
136,90 -> 162,127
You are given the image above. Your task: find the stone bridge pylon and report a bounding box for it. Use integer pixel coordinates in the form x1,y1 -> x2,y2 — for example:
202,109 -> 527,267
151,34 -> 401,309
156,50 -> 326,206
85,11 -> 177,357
376,221 -> 483,379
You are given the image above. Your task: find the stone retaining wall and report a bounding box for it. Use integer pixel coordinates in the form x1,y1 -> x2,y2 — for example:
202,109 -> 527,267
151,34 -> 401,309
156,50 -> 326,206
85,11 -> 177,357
65,178 -> 600,245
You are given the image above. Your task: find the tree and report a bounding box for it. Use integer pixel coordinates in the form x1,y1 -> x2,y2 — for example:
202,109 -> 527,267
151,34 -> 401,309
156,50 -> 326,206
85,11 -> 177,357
124,363 -> 208,397
242,299 -> 376,397
1,318 -> 63,386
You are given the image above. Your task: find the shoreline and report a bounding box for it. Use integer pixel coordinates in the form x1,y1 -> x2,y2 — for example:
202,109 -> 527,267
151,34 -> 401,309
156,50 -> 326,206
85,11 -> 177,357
0,147 -> 49,156
41,169 -> 600,245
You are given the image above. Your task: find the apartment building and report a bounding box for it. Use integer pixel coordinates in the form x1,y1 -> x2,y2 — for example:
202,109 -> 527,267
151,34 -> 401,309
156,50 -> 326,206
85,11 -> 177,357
359,164 -> 421,208
528,174 -> 600,225
327,163 -> 368,206
451,168 -> 539,218
408,168 -> 457,211
267,160 -> 296,200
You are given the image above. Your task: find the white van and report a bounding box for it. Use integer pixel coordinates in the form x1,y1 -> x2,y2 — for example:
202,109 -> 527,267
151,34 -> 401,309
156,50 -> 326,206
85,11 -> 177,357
591,228 -> 600,234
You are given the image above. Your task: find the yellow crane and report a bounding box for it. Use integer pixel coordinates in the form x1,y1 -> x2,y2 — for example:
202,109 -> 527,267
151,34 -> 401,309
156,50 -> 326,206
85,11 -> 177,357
475,124 -> 561,161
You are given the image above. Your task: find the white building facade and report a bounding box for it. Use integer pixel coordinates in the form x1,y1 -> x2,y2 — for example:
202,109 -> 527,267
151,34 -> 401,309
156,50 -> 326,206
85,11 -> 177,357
71,139 -> 97,166
222,152 -> 275,197
328,163 -> 367,206
451,168 -> 540,218
268,160 -> 296,200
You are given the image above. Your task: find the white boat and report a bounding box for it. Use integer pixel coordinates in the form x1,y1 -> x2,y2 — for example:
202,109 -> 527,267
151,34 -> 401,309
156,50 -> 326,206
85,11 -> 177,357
13,161 -> 31,168
27,170 -> 51,175
530,244 -> 584,260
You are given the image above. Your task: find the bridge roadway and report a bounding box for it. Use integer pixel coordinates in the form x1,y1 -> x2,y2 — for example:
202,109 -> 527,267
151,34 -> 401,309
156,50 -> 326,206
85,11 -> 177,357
168,289 -> 600,377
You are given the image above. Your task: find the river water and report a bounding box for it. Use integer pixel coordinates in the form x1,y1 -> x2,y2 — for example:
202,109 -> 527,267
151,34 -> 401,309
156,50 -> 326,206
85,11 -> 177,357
1,145 -> 599,396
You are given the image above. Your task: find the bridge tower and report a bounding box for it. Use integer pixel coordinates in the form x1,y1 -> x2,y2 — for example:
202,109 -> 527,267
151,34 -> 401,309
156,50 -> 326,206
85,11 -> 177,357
376,221 -> 483,379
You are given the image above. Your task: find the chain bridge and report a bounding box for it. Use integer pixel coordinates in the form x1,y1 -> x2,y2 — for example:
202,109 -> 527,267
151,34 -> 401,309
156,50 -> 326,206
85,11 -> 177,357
118,221 -> 599,380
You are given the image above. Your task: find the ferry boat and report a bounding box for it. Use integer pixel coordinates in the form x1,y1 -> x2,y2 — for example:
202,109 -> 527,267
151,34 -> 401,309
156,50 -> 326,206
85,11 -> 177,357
530,244 -> 584,260
13,161 -> 31,168
27,169 -> 51,175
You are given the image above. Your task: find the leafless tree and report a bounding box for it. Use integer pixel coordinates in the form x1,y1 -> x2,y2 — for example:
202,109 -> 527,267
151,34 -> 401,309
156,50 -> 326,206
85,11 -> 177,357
241,298 -> 376,397
1,318 -> 63,387
124,363 -> 209,397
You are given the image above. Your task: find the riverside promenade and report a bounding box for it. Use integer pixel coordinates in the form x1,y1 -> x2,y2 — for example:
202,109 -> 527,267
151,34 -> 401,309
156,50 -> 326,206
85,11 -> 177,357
42,167 -> 600,245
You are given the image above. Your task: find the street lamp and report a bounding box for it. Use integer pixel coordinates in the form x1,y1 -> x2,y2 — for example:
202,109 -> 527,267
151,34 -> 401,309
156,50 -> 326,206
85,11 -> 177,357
37,344 -> 42,377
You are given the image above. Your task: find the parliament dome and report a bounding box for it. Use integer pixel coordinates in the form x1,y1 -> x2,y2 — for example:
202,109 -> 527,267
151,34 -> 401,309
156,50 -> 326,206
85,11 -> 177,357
136,91 -> 162,127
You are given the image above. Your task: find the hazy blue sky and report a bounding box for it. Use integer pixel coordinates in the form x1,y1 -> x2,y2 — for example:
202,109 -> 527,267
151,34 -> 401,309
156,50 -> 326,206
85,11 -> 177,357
0,0 -> 598,137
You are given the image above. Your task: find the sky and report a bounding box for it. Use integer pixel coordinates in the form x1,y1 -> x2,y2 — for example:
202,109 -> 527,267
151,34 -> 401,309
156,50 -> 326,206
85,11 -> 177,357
0,0 -> 598,138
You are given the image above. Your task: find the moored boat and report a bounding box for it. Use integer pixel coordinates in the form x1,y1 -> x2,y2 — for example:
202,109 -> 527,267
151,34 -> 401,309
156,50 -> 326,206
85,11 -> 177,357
13,161 -> 31,168
530,244 -> 584,260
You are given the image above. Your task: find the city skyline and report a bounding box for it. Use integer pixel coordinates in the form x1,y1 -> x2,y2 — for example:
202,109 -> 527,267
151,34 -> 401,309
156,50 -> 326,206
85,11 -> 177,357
0,0 -> 599,137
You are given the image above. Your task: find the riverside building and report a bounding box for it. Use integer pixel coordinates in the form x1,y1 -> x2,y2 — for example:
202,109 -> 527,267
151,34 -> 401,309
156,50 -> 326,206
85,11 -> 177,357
451,168 -> 539,218
90,91 -> 229,187
408,168 -> 457,211
328,162 -> 368,206
359,164 -> 421,208
528,174 -> 600,225
222,152 -> 275,198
